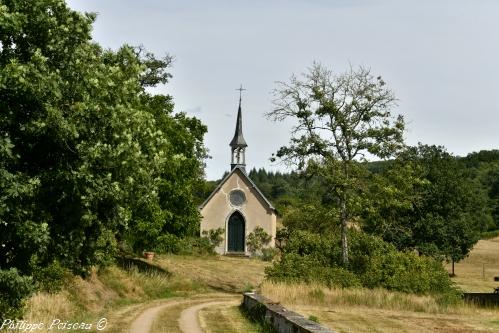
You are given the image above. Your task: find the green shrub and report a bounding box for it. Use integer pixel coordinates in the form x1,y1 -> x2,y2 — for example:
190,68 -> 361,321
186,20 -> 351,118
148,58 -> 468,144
95,228 -> 118,266
154,233 -> 182,254
265,253 -> 320,282
261,248 -> 278,262
266,230 -> 457,295
0,268 -> 34,319
481,229 -> 499,239
308,288 -> 325,302
283,203 -> 340,234
265,253 -> 361,288
319,267 -> 362,288
308,315 -> 320,323
242,283 -> 255,293
239,303 -> 277,333
201,228 -> 225,248
154,234 -> 216,255
247,227 -> 272,256
31,260 -> 68,293
435,288 -> 463,307
361,249 -> 454,294
279,230 -> 342,265
186,237 -> 216,255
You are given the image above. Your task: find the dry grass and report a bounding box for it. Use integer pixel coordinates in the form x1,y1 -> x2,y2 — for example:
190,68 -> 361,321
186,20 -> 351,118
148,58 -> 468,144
104,302 -> 149,333
261,281 -> 460,314
150,301 -> 190,333
69,269 -> 121,312
23,292 -> 76,327
22,255 -> 255,332
24,291 -> 149,333
156,254 -> 269,292
445,237 -> 499,292
260,238 -> 499,332
22,237 -> 499,332
261,282 -> 499,332
199,304 -> 260,333
150,295 -> 241,333
294,305 -> 499,333
22,263 -> 201,332
22,272 -> 119,333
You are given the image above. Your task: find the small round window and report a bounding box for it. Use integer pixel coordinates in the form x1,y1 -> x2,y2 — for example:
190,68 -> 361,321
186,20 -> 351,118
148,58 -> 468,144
229,190 -> 246,206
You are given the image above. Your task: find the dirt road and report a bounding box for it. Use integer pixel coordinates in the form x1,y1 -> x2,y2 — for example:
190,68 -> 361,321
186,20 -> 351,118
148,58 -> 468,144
179,299 -> 240,333
128,294 -> 239,333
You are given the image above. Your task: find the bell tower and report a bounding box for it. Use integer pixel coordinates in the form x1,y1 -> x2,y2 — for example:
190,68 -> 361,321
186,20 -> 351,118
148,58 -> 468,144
230,85 -> 248,172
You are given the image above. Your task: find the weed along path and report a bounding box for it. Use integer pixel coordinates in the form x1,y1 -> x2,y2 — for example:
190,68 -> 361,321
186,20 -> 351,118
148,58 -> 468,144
179,299 -> 240,333
128,298 -> 187,333
128,294 -> 240,333
124,255 -> 268,332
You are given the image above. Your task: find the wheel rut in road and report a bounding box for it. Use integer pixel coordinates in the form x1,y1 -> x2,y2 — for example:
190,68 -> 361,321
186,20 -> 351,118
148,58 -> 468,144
128,294 -> 239,333
179,299 -> 240,333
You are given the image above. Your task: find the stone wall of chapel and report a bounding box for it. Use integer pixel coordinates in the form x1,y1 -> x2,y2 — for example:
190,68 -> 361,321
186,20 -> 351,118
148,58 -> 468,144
200,171 -> 276,255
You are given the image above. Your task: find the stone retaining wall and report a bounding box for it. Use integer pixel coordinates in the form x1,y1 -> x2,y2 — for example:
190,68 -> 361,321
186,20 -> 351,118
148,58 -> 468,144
463,292 -> 499,306
242,292 -> 335,333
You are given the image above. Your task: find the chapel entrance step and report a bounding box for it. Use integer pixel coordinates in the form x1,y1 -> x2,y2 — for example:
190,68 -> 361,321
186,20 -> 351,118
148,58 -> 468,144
225,252 -> 249,258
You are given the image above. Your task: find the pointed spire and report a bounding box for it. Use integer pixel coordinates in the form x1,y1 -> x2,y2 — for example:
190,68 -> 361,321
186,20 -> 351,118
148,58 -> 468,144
230,85 -> 247,148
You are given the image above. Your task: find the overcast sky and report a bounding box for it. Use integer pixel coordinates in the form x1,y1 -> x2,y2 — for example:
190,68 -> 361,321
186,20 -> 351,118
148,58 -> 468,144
67,0 -> 499,180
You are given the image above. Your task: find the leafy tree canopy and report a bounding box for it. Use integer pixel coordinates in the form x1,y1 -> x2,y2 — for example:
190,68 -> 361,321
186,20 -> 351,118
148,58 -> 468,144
462,150 -> 499,231
267,62 -> 405,264
364,144 -> 490,270
0,0 -> 207,275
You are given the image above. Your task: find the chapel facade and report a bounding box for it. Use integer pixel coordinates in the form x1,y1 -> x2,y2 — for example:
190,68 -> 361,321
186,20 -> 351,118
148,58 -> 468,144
199,93 -> 277,255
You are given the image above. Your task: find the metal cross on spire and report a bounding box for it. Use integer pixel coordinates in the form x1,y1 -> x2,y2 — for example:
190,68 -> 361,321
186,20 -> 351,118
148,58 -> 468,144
236,84 -> 246,102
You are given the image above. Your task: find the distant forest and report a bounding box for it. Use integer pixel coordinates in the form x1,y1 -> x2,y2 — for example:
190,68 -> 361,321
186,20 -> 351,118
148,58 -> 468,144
199,149 -> 499,233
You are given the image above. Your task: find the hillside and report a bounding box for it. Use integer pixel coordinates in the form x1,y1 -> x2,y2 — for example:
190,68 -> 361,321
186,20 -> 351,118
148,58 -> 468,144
445,236 -> 499,293
261,237 -> 499,333
23,255 -> 267,332
24,239 -> 499,332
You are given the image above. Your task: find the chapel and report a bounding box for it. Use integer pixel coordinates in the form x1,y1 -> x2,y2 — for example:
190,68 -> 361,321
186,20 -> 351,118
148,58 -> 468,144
199,90 -> 277,255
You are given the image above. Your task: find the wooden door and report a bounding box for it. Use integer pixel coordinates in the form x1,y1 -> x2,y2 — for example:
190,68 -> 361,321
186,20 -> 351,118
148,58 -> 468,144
228,212 -> 245,252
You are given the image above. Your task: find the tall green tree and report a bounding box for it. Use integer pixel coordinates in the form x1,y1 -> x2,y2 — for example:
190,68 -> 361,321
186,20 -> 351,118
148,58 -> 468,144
364,145 -> 490,275
0,0 -> 207,275
362,159 -> 424,251
267,63 -> 405,264
463,150 -> 499,231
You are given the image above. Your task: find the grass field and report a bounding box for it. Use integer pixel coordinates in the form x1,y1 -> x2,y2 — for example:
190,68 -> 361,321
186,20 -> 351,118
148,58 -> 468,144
22,255 -> 266,332
23,264 -> 207,333
293,305 -> 499,333
155,254 -> 269,293
199,304 -> 261,333
445,237 -> 499,292
23,237 -> 499,332
261,281 -> 499,332
260,237 -> 499,333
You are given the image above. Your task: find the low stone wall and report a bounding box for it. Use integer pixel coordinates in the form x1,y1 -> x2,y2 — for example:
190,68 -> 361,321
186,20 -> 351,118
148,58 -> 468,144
242,292 -> 335,333
115,255 -> 170,276
463,292 -> 499,306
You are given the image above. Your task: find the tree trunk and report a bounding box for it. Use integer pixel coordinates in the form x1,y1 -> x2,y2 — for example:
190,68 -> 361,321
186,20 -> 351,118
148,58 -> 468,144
451,259 -> 455,276
340,196 -> 349,265
339,160 -> 350,266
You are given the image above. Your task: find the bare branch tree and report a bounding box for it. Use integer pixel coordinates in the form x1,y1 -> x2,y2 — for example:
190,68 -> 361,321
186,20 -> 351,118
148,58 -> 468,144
267,62 -> 405,265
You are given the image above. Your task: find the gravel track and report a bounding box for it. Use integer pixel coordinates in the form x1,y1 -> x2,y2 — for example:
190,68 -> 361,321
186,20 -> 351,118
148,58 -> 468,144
128,295 -> 239,333
179,299 -> 240,333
